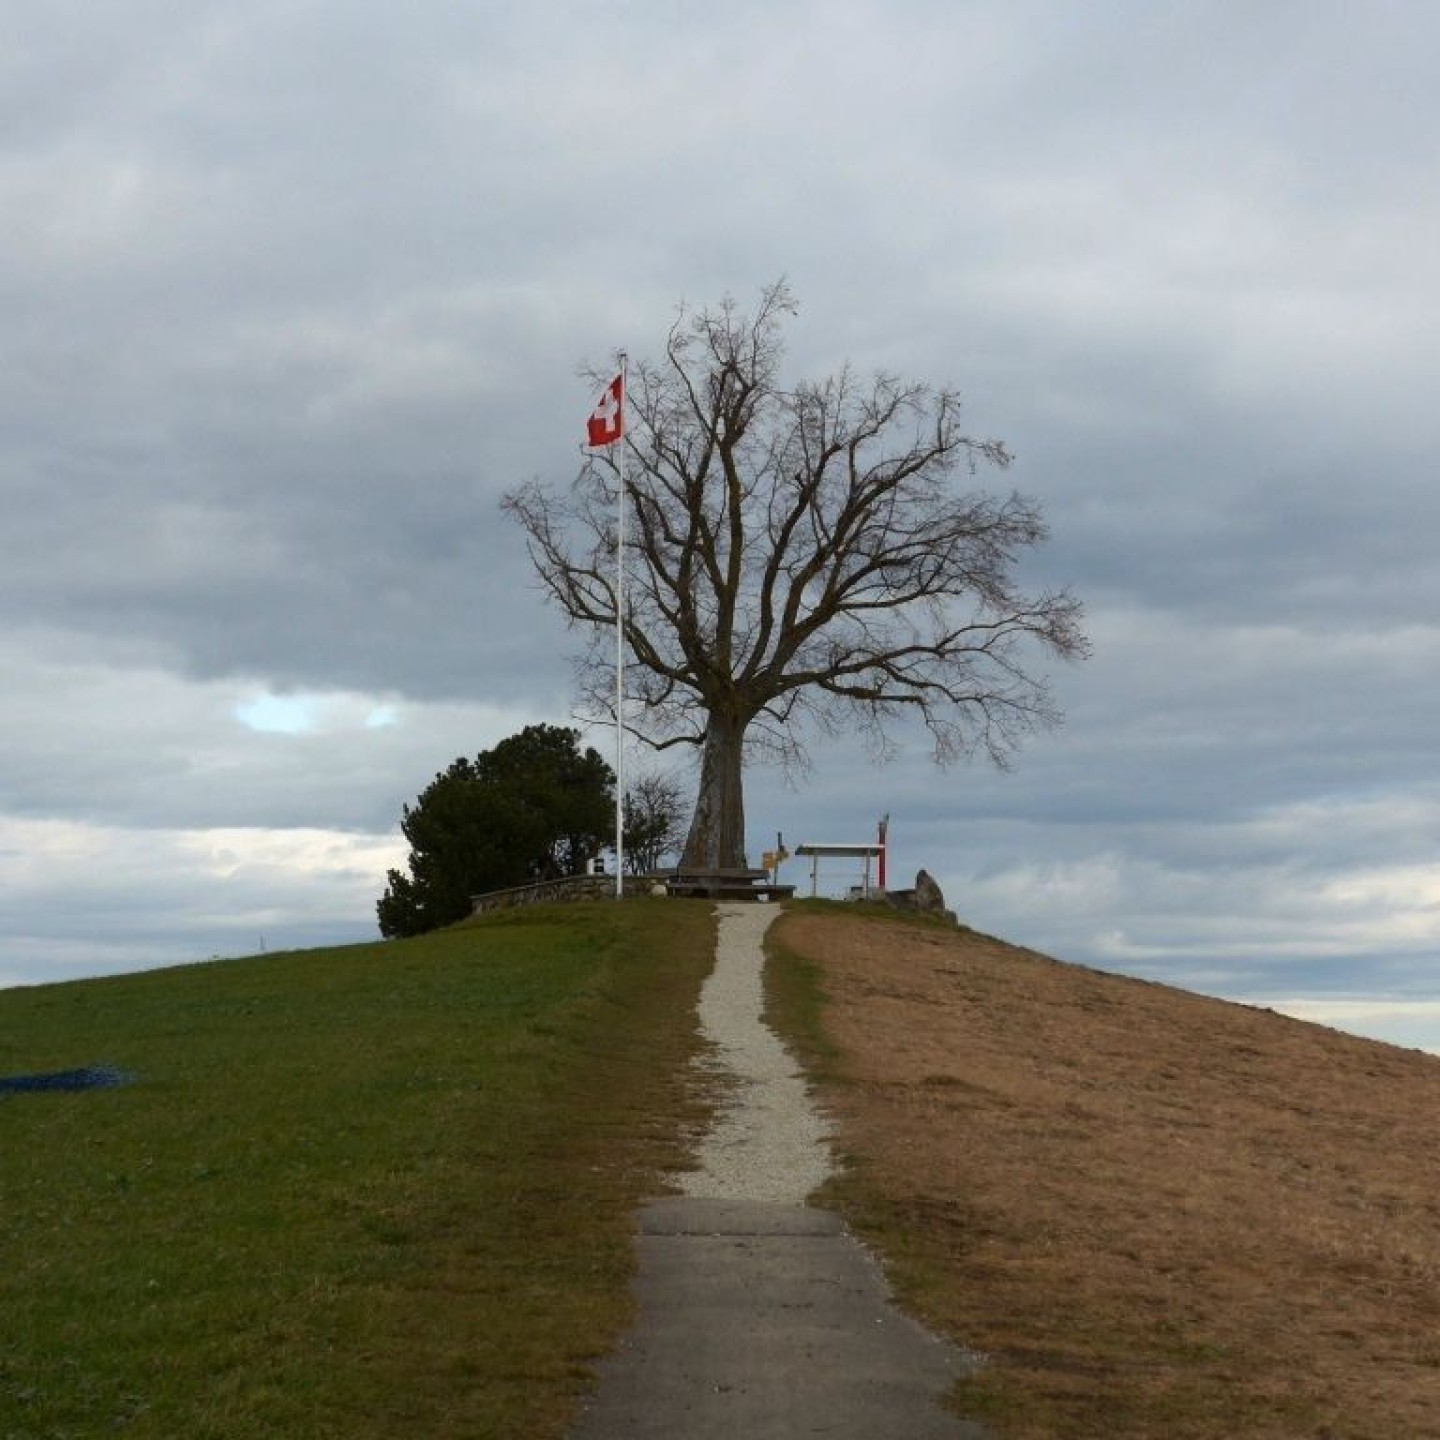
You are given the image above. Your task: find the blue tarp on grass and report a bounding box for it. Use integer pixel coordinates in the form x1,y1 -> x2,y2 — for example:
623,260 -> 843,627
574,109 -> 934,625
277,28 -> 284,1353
0,1067 -> 132,1094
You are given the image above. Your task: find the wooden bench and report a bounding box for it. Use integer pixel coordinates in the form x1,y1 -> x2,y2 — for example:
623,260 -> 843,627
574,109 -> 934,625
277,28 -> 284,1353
662,867 -> 796,902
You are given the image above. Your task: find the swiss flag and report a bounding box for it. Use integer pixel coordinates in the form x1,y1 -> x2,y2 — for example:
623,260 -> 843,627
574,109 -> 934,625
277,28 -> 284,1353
586,373 -> 624,447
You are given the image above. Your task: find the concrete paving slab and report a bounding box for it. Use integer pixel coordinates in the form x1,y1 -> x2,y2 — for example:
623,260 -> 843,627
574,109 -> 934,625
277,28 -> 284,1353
568,1197 -> 987,1439
639,1196 -> 845,1237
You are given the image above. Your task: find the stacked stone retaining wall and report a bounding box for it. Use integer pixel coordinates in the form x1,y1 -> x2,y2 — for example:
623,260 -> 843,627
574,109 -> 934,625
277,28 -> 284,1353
470,873 -> 654,915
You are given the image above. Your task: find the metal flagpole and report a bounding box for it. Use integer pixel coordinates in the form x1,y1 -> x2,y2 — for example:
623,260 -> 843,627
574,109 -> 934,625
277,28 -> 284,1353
614,352 -> 628,898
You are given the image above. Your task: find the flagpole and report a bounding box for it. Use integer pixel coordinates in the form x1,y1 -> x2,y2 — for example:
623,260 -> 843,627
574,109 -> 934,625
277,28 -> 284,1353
614,352 -> 628,899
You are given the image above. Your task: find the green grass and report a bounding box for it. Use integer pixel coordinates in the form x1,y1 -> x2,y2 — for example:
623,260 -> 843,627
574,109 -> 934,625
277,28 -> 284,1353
760,902 -> 842,1082
1,900 -> 716,1439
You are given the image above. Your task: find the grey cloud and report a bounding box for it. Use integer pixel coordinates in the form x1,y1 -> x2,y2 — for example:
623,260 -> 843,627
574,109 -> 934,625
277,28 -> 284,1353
0,638 -> 568,830
2,2 -> 1439,1038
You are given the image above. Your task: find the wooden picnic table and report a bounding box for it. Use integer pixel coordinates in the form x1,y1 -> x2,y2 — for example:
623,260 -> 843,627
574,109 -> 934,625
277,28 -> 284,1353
662,867 -> 795,902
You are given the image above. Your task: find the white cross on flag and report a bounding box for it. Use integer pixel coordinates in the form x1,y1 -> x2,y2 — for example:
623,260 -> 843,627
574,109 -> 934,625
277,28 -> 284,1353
586,373 -> 624,447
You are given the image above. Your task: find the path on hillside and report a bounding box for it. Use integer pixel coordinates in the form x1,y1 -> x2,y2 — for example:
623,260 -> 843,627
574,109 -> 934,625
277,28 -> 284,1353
567,903 -> 986,1440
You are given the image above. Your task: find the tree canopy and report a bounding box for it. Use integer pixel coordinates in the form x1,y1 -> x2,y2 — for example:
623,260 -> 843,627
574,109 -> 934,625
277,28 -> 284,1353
622,772 -> 688,875
377,724 -> 614,937
503,283 -> 1089,869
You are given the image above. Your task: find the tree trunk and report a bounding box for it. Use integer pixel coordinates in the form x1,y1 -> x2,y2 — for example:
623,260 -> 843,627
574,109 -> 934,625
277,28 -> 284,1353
681,710 -> 748,868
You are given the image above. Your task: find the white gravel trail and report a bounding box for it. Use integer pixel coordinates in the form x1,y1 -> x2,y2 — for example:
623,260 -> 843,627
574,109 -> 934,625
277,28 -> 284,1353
676,903 -> 835,1206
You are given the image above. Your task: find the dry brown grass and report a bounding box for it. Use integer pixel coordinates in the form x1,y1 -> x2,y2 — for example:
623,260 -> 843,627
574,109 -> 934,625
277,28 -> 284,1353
770,907 -> 1440,1439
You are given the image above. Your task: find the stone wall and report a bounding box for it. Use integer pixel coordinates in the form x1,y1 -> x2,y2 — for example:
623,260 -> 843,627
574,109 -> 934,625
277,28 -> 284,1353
470,873 -> 654,915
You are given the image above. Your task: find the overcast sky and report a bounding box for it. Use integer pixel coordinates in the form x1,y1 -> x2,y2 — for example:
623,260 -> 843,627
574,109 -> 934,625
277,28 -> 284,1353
4,2 -> 1438,1052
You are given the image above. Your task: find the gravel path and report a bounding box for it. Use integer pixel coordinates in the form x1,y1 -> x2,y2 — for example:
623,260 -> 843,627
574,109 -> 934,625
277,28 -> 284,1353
566,903 -> 986,1439
675,902 -> 834,1205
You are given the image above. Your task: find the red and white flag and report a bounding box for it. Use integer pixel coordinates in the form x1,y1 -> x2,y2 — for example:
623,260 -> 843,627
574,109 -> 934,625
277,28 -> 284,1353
586,373 -> 624,447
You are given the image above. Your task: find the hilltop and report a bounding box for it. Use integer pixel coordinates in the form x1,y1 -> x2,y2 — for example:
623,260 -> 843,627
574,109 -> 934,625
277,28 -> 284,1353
770,907 -> 1440,1439
4,901 -> 1437,1438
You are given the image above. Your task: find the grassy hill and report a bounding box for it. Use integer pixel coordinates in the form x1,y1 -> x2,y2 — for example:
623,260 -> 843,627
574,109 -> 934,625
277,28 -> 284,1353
7,900 -> 1439,1438
0,902 -> 715,1440
768,906 -> 1440,1439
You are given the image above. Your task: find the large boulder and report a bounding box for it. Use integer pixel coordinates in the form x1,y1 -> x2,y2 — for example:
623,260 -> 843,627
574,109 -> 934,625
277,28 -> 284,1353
914,869 -> 949,916
885,868 -> 958,925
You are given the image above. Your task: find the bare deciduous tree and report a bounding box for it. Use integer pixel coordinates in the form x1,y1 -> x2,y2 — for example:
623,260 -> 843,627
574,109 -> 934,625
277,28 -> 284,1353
623,771 -> 688,875
502,283 -> 1089,869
